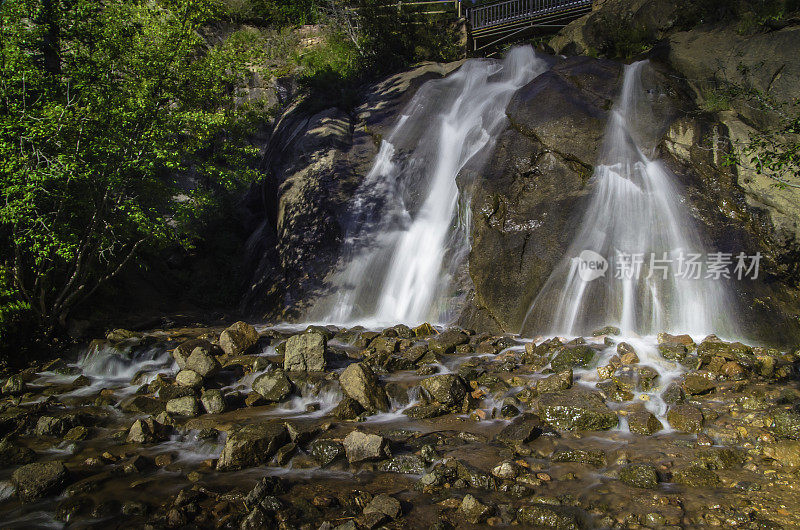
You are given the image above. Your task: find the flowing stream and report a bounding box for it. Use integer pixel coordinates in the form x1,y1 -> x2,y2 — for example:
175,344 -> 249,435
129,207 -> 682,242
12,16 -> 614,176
311,46 -> 550,328
522,61 -> 736,338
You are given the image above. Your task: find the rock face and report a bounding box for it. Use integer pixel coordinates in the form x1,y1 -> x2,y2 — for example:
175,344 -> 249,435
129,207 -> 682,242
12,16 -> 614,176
240,61 -> 463,317
283,332 -> 326,372
338,363 -> 390,413
11,461 -> 69,502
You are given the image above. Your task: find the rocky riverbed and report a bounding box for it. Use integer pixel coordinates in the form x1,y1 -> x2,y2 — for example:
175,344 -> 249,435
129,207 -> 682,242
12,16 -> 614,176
0,322 -> 798,528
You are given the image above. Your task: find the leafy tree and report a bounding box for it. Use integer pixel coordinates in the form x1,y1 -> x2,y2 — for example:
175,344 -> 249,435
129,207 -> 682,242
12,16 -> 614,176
0,0 -> 259,351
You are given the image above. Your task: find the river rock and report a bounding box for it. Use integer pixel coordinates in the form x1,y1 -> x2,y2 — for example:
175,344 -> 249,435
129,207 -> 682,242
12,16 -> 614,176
517,503 -> 580,529
175,369 -> 203,388
495,413 -> 543,445
331,396 -> 365,420
339,362 -> 389,413
200,389 -> 226,414
127,418 -> 162,444
673,465 -> 721,487
619,463 -> 659,489
380,454 -> 426,475
309,439 -> 344,467
0,438 -> 35,467
216,422 -> 288,471
185,347 -> 221,378
628,411 -> 663,435
364,493 -> 401,520
667,404 -> 704,433
536,390 -> 618,431
12,461 -> 69,502
172,339 -> 214,371
219,321 -> 259,356
682,373 -> 716,395
343,431 -> 388,463
550,345 -> 596,372
420,374 -> 467,406
253,371 -> 292,402
1,375 -> 25,396
770,409 -> 800,440
658,342 -> 688,361
458,493 -> 491,524
165,396 -> 201,417
427,329 -> 469,354
283,331 -> 326,372
537,369 -> 573,393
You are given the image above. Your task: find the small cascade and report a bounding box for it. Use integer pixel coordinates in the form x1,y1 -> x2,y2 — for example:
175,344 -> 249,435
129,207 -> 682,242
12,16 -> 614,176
311,47 -> 550,328
522,61 -> 736,338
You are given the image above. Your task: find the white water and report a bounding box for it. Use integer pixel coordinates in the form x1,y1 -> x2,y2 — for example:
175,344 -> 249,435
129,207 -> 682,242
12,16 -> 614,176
312,47 -> 550,328
522,61 -> 735,338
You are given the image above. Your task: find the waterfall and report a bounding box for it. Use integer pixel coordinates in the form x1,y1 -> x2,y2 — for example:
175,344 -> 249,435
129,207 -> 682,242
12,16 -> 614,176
311,46 -> 550,328
522,61 -> 735,338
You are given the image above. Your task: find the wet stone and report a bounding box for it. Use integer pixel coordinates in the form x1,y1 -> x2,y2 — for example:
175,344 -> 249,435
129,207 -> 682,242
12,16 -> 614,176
11,461 -> 69,502
551,449 -> 606,467
627,411 -> 663,435
165,395 -> 200,417
682,373 -> 716,395
216,422 -> 288,471
770,409 -> 800,440
537,370 -> 573,394
550,345 -> 596,372
309,439 -> 345,467
219,321 -> 259,356
284,331 -> 327,372
673,465 -> 721,487
667,404 -> 704,433
458,493 -> 492,524
427,329 -> 469,354
517,504 -> 579,529
343,431 -> 388,463
420,374 -> 467,406
495,413 -> 543,445
253,371 -> 292,402
380,454 -> 426,474
658,342 -> 688,361
339,362 -> 390,413
331,396 -> 365,420
363,493 -> 401,520
619,463 -> 659,489
536,390 -> 618,431
200,389 -> 226,414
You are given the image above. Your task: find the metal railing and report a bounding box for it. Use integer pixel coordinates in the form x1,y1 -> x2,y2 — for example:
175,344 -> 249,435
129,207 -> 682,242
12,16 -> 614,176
469,0 -> 591,31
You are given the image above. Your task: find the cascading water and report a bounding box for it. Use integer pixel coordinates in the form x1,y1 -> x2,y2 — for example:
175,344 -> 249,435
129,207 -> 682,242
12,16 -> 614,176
311,47 -> 550,327
522,61 -> 735,338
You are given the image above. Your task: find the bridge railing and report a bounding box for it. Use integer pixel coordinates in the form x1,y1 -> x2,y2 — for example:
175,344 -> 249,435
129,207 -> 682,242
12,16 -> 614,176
469,0 -> 591,31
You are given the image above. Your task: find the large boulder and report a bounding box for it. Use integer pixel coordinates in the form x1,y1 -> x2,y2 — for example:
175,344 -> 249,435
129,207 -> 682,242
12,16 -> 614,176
172,339 -> 215,371
419,374 -> 468,407
339,363 -> 390,413
185,347 -> 221,378
216,422 -> 289,471
535,390 -> 618,431
11,461 -> 69,502
283,331 -> 326,372
253,371 -> 292,402
219,321 -> 259,356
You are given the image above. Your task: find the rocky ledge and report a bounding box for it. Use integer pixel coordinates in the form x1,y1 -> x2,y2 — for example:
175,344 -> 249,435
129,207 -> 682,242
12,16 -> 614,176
0,321 -> 798,528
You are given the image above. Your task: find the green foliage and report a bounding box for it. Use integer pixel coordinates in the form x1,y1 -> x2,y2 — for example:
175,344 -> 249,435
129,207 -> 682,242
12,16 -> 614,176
594,15 -> 655,60
219,0 -> 320,25
737,100 -> 800,188
676,0 -> 800,32
0,0 -> 262,351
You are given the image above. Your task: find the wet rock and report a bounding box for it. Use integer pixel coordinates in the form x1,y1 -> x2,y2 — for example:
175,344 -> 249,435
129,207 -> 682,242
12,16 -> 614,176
175,369 -> 203,388
550,345 -> 596,372
11,461 -> 69,502
158,384 -> 195,402
1,375 -> 25,396
551,449 -> 606,467
331,397 -> 365,420
185,347 -> 221,378
495,413 -> 544,445
770,409 -> 800,440
121,500 -> 148,516
667,404 -> 704,433
309,439 -> 345,467
661,382 -> 684,404
284,331 -> 326,372
172,339 -> 214,370
536,390 -> 618,431
658,342 -> 688,361
537,370 -> 573,394
0,438 -> 35,467
343,431 -> 389,463
682,373 -> 716,395
413,323 -> 436,337
673,465 -> 721,487
339,362 -> 390,413
592,325 -> 620,336
763,441 -> 800,467
165,395 -> 201,417
696,447 -> 745,469
517,504 -> 580,529
364,493 -> 401,520
55,496 -> 93,522
404,403 -> 450,419
617,342 -> 639,364
380,454 -> 426,474
619,463 -> 659,489
428,329 -> 469,354
458,494 -> 491,524
253,371 -> 292,402
244,476 -> 287,507
219,321 -> 259,356
658,333 -> 695,347
126,418 -> 163,444
420,374 -> 467,406
216,422 -> 288,471
627,411 -> 663,435
35,415 -> 79,437
697,338 -> 753,364
200,389 -> 226,414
